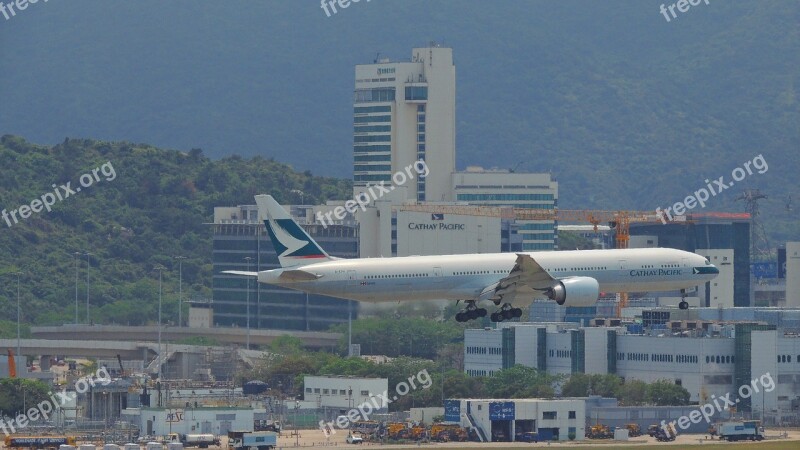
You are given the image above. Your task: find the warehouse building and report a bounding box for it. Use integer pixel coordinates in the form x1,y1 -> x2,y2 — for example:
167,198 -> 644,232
445,398 -> 584,442
464,321 -> 800,424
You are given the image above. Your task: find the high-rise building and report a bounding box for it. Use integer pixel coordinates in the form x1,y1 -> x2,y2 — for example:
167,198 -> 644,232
353,44 -> 455,202
452,166 -> 559,250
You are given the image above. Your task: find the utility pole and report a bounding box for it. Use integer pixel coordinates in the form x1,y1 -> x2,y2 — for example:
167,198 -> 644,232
13,271 -> 23,359
74,252 -> 81,324
154,265 -> 167,380
85,252 -> 92,323
175,256 -> 187,327
244,257 -> 252,349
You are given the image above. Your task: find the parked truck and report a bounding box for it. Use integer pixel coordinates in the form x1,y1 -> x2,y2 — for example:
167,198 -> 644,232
167,433 -> 218,448
227,431 -> 277,450
717,420 -> 764,441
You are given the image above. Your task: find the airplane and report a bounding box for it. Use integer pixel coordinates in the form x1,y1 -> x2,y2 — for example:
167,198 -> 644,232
224,195 -> 719,322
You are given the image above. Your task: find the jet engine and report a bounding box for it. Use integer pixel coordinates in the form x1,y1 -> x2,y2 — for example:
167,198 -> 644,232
546,277 -> 600,307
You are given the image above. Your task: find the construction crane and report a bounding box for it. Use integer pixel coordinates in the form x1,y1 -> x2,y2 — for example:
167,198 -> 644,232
398,204 -> 692,316
7,349 -> 17,378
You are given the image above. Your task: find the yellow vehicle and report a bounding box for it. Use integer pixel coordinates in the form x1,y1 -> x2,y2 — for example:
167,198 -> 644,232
429,423 -> 467,442
408,425 -> 428,440
586,424 -> 613,439
624,423 -> 641,437
385,422 -> 410,439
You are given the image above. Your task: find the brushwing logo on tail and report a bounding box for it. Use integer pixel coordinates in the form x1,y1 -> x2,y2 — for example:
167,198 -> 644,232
265,217 -> 327,259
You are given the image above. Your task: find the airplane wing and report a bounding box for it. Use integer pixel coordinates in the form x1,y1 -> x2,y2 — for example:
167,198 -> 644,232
478,253 -> 557,302
222,270 -> 258,277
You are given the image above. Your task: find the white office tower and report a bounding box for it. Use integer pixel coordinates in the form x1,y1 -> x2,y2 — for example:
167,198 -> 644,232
353,44 -> 456,202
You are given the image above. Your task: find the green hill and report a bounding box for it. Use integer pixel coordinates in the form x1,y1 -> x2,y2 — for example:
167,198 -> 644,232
0,136 -> 350,332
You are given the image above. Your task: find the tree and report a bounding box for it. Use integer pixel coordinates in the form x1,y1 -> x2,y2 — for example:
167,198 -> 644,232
485,366 -> 561,399
0,379 -> 51,418
617,379 -> 648,406
645,380 -> 691,406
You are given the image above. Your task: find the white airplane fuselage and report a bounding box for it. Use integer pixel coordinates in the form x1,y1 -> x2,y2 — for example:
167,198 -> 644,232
258,247 -> 717,305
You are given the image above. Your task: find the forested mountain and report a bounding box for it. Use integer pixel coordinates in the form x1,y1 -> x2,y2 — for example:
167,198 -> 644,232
0,1 -> 796,241
0,136 -> 350,333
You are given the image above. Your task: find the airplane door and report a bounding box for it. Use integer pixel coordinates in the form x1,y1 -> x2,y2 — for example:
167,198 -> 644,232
347,270 -> 358,286
681,258 -> 689,268
618,260 -> 627,285
433,267 -> 442,277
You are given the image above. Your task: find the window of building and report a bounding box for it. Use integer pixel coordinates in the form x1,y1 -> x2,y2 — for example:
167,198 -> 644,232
340,390 -> 347,395
568,411 -> 576,419
543,411 -> 557,420
323,389 -> 329,395
306,388 -> 312,393
314,388 -> 320,393
360,390 -> 369,396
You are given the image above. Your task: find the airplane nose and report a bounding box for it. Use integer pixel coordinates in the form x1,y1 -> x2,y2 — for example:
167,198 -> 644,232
710,265 -> 719,274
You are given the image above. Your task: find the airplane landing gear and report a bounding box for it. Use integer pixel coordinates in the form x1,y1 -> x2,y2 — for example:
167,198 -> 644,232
679,288 -> 689,310
455,301 -> 487,322
490,303 -> 523,322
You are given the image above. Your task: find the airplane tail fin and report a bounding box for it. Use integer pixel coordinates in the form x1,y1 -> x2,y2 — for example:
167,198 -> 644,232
256,194 -> 334,268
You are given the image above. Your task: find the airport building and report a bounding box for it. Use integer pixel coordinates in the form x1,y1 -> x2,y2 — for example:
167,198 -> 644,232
301,376 -> 389,411
211,204 -> 358,331
464,321 -> 800,424
445,398 -> 585,442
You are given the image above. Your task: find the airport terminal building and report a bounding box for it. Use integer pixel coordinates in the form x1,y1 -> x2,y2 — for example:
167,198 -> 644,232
464,320 -> 800,424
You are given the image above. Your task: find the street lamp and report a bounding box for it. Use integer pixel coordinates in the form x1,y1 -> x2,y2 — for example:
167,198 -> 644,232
154,264 -> 167,380
85,252 -> 92,323
294,400 -> 300,446
73,252 -> 81,324
175,256 -> 187,327
244,257 -> 252,349
11,271 -> 23,359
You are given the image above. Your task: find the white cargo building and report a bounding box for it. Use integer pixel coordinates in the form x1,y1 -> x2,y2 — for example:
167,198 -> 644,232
446,398 -> 584,442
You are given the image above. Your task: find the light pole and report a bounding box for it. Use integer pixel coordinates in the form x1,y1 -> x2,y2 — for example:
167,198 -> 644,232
12,271 -> 23,359
294,400 -> 300,446
244,257 -> 252,349
73,252 -> 80,324
175,256 -> 187,327
154,264 -> 167,380
85,252 -> 92,323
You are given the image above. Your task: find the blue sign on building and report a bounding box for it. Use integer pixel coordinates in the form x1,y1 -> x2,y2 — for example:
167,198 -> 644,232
489,401 -> 515,420
444,400 -> 461,422
751,262 -> 777,279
